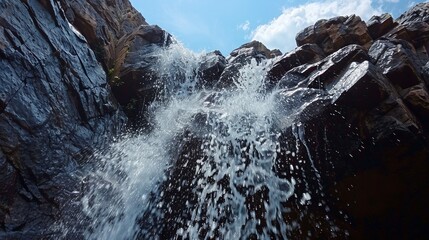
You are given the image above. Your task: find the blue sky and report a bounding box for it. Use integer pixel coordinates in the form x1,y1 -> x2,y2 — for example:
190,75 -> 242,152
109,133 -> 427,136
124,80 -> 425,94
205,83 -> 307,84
130,0 -> 427,55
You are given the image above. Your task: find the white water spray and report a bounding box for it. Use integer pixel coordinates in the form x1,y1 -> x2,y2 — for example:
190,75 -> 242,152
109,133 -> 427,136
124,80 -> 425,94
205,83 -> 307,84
70,43 -> 332,239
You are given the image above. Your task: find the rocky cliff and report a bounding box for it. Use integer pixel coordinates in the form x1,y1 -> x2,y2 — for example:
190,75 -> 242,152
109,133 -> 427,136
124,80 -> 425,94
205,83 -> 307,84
1,0 -> 429,239
0,0 -> 126,238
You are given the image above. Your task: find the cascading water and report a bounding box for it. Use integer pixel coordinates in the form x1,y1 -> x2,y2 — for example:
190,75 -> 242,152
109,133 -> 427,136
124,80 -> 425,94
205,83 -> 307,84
64,42 -> 343,239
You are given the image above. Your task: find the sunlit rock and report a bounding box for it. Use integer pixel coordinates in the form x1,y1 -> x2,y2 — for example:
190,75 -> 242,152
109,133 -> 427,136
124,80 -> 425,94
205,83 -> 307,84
369,39 -> 424,89
296,15 -> 372,55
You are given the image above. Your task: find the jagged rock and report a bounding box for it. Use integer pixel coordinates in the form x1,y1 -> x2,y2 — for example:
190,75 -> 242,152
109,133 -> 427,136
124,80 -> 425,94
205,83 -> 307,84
0,0 -> 126,237
296,15 -> 373,55
197,50 -> 227,89
109,24 -> 173,122
329,61 -> 392,109
269,6 -> 429,239
402,84 -> 429,128
60,0 -> 173,123
58,0 -> 147,67
366,13 -> 397,40
267,44 -> 325,84
216,41 -> 277,89
276,44 -> 368,90
229,40 -> 280,60
397,2 -> 429,25
369,39 -> 424,89
307,45 -> 369,89
384,3 -> 429,55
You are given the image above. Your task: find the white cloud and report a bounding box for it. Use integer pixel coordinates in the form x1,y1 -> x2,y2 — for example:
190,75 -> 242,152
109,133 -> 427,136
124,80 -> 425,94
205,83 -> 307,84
251,0 -> 382,52
238,20 -> 250,31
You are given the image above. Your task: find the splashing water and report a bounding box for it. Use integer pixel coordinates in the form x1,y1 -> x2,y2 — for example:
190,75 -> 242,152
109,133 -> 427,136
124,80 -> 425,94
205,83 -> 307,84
68,43 -> 334,239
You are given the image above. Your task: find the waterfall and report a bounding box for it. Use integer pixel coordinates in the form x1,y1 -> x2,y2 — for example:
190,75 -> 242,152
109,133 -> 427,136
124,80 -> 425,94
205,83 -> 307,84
69,43 -> 337,239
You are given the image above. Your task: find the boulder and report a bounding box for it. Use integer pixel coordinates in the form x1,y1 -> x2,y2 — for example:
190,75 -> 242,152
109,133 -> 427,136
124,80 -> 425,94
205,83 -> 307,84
386,3 -> 429,55
108,25 -> 173,122
369,39 -> 424,89
329,61 -> 392,109
267,44 -> 325,84
275,44 -> 369,90
396,2 -> 429,25
197,50 -> 227,89
366,13 -> 397,40
296,15 -> 372,55
216,41 -> 278,89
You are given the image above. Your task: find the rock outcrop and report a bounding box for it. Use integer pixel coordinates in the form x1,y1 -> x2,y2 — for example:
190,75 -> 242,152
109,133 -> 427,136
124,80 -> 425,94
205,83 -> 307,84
59,0 -> 173,123
264,3 -> 429,239
215,40 -> 281,89
296,15 -> 373,55
0,0 -> 126,238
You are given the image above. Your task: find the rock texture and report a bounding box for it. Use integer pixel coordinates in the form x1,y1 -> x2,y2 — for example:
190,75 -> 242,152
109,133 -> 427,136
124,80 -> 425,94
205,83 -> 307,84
0,0 -> 125,238
215,40 -> 281,89
59,0 -> 173,123
296,15 -> 373,55
1,0 -> 429,239
265,3 -> 429,239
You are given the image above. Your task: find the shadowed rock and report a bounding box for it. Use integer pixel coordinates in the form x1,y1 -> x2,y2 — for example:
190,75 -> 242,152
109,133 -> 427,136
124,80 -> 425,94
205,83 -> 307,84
366,13 -> 397,40
0,0 -> 126,237
215,40 -> 279,89
197,50 -> 227,89
267,44 -> 325,84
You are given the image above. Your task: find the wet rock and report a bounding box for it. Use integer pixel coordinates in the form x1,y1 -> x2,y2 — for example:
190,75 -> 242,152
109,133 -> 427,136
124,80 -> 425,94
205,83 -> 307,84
0,0 -> 126,237
60,0 -> 173,124
296,15 -> 372,55
369,39 -> 424,89
58,0 -> 147,67
276,44 -> 369,90
329,61 -> 392,109
366,13 -> 396,40
197,50 -> 227,89
110,24 -> 173,122
385,3 -> 429,55
397,2 -> 429,25
216,41 -> 277,89
267,44 -> 325,84
229,40 -> 280,60
402,84 -> 429,128
307,44 -> 369,89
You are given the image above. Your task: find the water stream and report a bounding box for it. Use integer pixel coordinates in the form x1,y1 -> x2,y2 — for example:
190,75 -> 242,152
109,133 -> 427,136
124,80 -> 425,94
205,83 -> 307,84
69,43 -> 336,239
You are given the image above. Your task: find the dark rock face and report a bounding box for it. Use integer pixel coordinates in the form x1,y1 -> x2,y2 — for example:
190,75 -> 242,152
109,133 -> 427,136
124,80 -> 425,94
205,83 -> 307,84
197,50 -> 227,89
0,0 -> 126,238
369,39 -> 424,89
267,43 -> 325,84
270,4 -> 429,239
